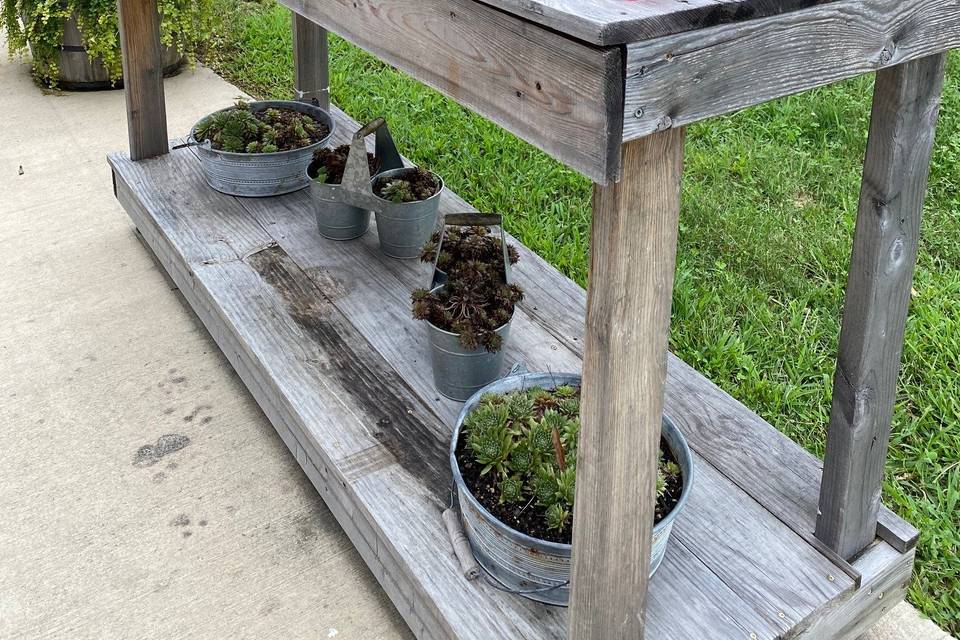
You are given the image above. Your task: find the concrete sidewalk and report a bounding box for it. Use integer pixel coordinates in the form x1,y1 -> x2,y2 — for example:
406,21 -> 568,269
0,47 -> 950,640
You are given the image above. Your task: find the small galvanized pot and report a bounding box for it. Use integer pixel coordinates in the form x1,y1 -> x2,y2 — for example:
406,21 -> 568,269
450,371 -> 694,606
189,100 -> 335,197
371,168 -> 444,259
307,163 -> 372,240
426,287 -> 511,401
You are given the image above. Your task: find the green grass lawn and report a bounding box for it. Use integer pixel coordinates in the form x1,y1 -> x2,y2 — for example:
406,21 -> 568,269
202,1 -> 960,630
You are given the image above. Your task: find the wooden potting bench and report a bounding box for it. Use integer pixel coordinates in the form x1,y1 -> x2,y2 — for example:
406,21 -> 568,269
109,0 -> 958,637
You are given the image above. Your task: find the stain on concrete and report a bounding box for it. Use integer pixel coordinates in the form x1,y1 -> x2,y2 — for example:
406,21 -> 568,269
199,519 -> 208,527
182,530 -> 193,538
163,407 -> 175,415
182,404 -> 212,423
171,513 -> 191,527
168,368 -> 178,374
201,416 -> 213,425
152,472 -> 167,484
171,376 -> 187,385
133,434 -> 191,467
167,462 -> 179,470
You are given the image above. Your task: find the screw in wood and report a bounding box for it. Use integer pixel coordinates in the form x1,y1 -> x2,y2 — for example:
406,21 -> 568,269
827,574 -> 836,582
634,107 -> 644,119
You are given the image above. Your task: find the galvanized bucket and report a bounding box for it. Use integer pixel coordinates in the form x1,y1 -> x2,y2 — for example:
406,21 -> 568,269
425,298 -> 512,401
188,100 -> 335,197
308,181 -> 371,240
450,371 -> 694,606
371,168 -> 444,259
307,118 -> 404,241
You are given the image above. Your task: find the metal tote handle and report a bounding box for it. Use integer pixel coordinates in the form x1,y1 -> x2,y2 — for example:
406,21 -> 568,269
430,213 -> 512,287
340,117 -> 405,209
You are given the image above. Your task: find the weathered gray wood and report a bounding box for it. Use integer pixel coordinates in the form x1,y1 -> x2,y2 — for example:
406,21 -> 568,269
816,54 -> 947,560
117,0 -> 168,160
623,0 -> 960,141
217,106 -> 859,639
292,12 -> 329,110
479,0 -> 858,45
108,115 -> 907,639
569,132 -> 685,638
277,0 -> 624,184
112,145 -> 780,640
793,544 -> 914,640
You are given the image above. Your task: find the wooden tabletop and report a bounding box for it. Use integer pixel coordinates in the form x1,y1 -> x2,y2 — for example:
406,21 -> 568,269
477,0 -> 843,45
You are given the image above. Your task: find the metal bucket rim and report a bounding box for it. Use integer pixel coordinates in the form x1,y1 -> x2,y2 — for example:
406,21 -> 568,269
371,168 -> 445,205
188,100 -> 335,158
424,284 -> 513,339
450,371 -> 695,553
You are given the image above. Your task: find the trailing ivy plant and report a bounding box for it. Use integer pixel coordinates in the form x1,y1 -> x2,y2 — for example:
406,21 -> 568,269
461,385 -> 681,535
1,0 -> 215,86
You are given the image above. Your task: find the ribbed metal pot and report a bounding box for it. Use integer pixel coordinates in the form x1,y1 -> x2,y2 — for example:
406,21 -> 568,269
371,168 -> 444,258
189,101 -> 335,197
426,315 -> 511,402
308,179 -> 371,240
450,371 -> 694,606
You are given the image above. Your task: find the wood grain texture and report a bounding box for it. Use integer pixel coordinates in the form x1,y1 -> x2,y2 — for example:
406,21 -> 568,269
107,112 -> 906,639
478,0 -> 853,45
816,54 -> 947,560
623,0 -> 960,140
280,0 -> 624,183
569,131 -> 685,639
117,0 -> 168,160
792,544 -> 915,640
292,12 -> 330,110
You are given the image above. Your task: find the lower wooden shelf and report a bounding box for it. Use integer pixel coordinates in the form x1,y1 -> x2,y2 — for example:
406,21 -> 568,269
108,104 -> 916,640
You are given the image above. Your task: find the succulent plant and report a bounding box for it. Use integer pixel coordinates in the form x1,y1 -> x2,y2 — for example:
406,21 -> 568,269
420,225 -> 520,276
374,167 -> 438,203
194,100 -> 328,154
462,385 -> 681,534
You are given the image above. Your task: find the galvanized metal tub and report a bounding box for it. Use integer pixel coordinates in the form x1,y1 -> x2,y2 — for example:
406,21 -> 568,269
371,168 -> 444,258
450,371 -> 694,606
426,313 -> 511,402
308,176 -> 371,240
189,101 -> 335,197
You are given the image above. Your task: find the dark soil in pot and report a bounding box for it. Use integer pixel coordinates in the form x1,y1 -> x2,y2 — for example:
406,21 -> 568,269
373,167 -> 439,202
309,144 -> 379,184
453,384 -> 684,545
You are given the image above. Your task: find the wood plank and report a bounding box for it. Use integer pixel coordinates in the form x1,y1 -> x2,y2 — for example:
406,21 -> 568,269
111,150 -> 772,640
478,0 -> 852,45
816,54 -> 947,559
209,106 -> 857,639
569,131 -> 685,638
279,0 -> 624,184
623,0 -> 960,140
108,118 -> 890,639
793,543 -> 914,640
117,0 -> 168,160
292,12 -> 330,110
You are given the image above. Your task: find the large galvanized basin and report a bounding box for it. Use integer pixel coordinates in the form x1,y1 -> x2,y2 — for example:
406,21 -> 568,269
450,371 -> 694,606
189,101 -> 335,197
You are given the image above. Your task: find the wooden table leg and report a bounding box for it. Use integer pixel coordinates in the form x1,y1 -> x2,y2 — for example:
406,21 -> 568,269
293,12 -> 330,110
117,0 -> 168,160
569,129 -> 685,639
816,53 -> 947,560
